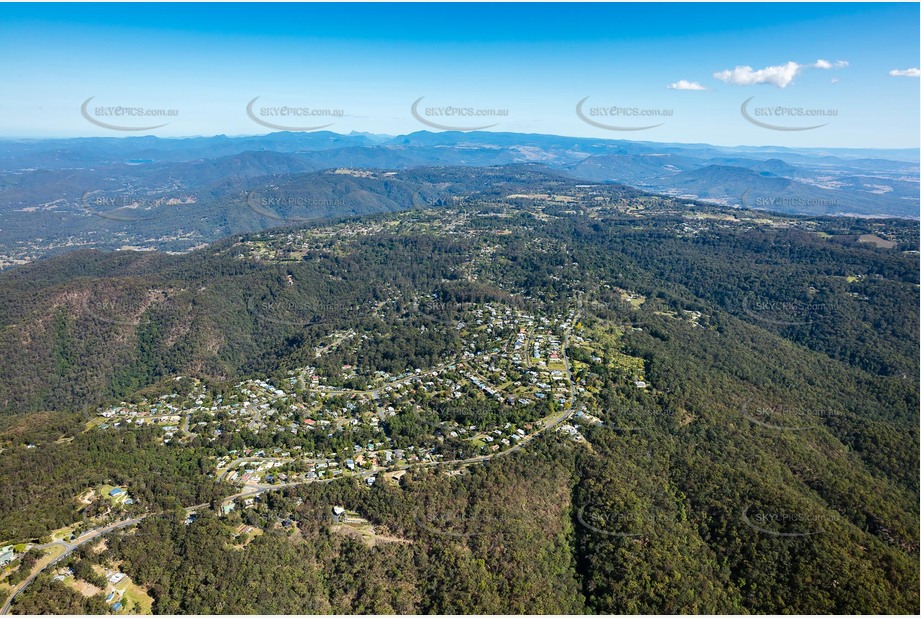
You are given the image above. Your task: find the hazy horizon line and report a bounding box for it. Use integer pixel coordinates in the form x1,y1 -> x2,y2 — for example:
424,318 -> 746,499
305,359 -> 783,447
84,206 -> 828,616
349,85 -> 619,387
0,129 -> 918,154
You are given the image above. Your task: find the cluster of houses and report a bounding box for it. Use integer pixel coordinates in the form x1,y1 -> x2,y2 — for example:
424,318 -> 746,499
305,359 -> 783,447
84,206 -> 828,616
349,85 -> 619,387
92,299 -> 584,485
99,401 -> 181,434
103,569 -> 129,611
46,565 -> 132,612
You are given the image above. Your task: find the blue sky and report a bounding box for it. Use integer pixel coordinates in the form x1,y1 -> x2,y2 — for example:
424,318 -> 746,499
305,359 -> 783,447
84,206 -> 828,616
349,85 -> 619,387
0,2 -> 918,147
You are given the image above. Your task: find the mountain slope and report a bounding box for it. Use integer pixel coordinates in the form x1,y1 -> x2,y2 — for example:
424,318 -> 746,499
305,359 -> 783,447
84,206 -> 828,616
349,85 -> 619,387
0,191 -> 917,613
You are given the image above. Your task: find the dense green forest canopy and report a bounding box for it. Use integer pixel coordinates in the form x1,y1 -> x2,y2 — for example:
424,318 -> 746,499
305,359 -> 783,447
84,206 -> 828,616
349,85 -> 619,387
1,179 -> 917,614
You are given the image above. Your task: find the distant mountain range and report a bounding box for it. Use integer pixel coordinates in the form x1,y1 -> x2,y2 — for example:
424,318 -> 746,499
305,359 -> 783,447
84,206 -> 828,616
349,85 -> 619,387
0,131 -> 917,267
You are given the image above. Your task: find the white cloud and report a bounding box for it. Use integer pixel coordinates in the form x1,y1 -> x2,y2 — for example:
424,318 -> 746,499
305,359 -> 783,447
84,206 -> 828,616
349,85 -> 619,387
714,61 -> 802,88
814,59 -> 848,70
667,80 -> 707,91
889,68 -> 921,77
714,59 -> 848,88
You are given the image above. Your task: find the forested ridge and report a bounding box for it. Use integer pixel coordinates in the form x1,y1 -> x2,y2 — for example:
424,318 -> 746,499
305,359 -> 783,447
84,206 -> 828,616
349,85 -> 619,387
1,187 -> 917,614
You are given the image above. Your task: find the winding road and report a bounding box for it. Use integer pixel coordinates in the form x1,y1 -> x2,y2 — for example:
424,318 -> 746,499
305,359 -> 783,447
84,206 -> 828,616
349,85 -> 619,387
1,517 -> 145,615
3,302 -> 583,615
